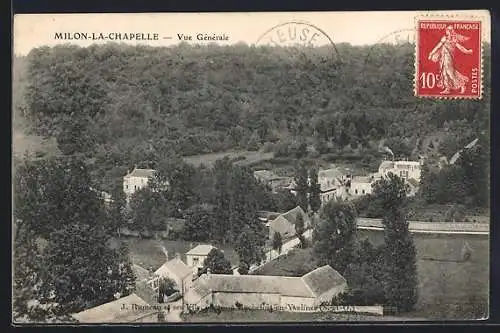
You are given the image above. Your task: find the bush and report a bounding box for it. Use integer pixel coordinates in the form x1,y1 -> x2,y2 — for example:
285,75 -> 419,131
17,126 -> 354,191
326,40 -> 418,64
444,204 -> 467,222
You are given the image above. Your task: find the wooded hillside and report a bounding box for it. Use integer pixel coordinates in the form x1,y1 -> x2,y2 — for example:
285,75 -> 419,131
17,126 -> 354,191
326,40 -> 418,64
14,42 -> 491,194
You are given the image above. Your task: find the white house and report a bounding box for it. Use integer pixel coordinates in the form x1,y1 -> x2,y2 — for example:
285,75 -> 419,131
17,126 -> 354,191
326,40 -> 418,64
123,167 -> 157,198
155,257 -> 194,294
185,244 -> 216,271
348,176 -> 374,198
378,160 -> 422,182
184,265 -> 347,311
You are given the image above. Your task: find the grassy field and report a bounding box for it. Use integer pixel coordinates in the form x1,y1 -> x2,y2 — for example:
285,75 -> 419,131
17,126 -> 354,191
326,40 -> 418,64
182,150 -> 274,168
181,309 -> 421,322
117,238 -> 239,270
254,231 -> 489,320
12,129 -> 60,161
358,230 -> 489,320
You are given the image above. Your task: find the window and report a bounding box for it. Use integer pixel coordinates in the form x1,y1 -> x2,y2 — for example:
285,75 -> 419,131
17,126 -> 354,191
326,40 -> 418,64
362,190 -> 365,194
134,185 -> 137,190
125,185 -> 128,189
355,189 -> 358,195
192,257 -> 199,266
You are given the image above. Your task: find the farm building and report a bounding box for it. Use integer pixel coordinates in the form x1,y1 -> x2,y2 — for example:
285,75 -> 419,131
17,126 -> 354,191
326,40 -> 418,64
266,206 -> 311,240
155,257 -> 194,294
184,265 -> 347,311
253,170 -> 294,193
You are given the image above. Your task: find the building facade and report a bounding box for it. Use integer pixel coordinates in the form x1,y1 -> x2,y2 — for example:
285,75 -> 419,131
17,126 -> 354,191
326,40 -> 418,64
184,265 -> 347,311
378,160 -> 422,182
155,257 -> 194,295
123,167 -> 157,198
253,170 -> 294,193
185,244 -> 216,271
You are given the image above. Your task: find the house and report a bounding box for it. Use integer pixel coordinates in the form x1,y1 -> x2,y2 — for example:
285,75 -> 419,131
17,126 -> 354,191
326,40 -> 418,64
71,293 -> 161,323
185,244 -> 217,270
254,170 -> 294,193
155,257 -> 194,294
346,176 -> 374,198
317,167 -> 351,205
377,160 -> 422,182
132,264 -> 161,304
288,166 -> 350,206
123,167 -> 159,199
184,265 -> 347,311
267,206 -> 311,240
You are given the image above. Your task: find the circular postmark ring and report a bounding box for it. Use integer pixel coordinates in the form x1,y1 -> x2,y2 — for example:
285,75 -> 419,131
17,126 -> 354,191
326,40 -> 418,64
254,20 -> 343,89
255,20 -> 342,65
363,28 -> 415,69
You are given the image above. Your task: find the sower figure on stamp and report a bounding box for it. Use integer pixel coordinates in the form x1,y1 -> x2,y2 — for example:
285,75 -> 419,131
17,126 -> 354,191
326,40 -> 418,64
427,25 -> 473,95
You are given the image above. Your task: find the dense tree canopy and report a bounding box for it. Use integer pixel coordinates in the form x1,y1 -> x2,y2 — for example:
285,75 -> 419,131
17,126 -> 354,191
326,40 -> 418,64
13,155 -> 136,320
18,43 -> 490,197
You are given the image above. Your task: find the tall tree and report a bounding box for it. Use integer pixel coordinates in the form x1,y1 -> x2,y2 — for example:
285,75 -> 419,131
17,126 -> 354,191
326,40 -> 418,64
156,156 -> 199,217
200,248 -> 233,275
295,213 -> 307,248
274,189 -> 298,212
272,232 -> 283,260
107,186 -> 127,237
313,199 -> 357,275
181,204 -> 215,242
294,162 -> 309,212
128,187 -> 165,231
418,161 -> 436,203
14,156 -> 107,239
212,158 -> 233,244
13,155 -> 137,319
309,167 -> 322,213
372,173 -> 418,314
39,223 -> 136,314
235,228 -> 265,269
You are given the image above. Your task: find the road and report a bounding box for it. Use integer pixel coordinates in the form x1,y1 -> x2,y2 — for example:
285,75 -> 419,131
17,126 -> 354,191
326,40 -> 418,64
165,299 -> 183,322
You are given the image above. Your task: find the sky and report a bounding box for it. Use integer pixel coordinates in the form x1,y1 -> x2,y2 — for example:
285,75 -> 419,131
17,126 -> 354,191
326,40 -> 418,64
13,10 -> 491,56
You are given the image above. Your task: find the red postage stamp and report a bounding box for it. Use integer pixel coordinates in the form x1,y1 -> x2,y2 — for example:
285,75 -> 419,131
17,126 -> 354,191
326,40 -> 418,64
415,18 -> 482,99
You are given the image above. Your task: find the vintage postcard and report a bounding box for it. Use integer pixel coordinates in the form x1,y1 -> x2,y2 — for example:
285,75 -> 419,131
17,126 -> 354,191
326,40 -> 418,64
12,10 -> 491,324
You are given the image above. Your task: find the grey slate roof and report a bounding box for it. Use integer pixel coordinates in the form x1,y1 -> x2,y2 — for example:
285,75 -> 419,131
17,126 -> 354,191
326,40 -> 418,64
198,274 -> 315,298
301,265 -> 347,297
124,168 -> 156,178
186,244 -> 216,256
155,257 -> 192,281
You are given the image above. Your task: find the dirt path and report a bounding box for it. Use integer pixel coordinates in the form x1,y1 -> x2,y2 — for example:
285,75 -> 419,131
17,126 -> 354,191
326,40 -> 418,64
165,299 -> 183,322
